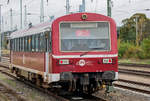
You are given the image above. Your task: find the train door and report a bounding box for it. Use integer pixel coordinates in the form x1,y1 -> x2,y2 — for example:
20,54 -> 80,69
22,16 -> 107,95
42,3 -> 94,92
44,31 -> 51,75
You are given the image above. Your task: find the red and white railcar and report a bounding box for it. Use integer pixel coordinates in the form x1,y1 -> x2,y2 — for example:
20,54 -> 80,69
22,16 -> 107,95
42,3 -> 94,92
10,13 -> 118,94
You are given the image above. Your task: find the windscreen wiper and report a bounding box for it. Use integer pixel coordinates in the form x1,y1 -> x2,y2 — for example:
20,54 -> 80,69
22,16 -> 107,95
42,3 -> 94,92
80,47 -> 104,57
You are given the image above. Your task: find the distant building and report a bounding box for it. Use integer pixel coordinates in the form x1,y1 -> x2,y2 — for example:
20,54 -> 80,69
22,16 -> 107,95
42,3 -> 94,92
0,29 -> 17,50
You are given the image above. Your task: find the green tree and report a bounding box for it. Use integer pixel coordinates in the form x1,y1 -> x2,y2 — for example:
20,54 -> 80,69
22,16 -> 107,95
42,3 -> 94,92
119,13 -> 150,44
141,37 -> 150,58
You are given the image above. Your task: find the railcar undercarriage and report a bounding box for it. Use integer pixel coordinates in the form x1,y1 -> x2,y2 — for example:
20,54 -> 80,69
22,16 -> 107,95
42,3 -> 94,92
59,71 -> 115,94
11,67 -> 115,94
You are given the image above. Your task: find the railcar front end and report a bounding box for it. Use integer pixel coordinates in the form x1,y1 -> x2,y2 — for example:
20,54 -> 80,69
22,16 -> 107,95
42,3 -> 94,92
51,13 -> 118,93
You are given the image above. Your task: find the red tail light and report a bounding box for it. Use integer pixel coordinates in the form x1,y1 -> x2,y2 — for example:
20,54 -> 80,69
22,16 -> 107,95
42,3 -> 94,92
59,59 -> 69,65
103,59 -> 112,64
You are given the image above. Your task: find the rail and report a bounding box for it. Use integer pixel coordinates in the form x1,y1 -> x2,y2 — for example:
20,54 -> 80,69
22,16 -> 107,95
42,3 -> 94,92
119,63 -> 150,68
119,69 -> 150,77
115,79 -> 150,95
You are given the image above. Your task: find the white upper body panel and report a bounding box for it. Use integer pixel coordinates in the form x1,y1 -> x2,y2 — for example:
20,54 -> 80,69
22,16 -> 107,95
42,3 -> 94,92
10,21 -> 52,39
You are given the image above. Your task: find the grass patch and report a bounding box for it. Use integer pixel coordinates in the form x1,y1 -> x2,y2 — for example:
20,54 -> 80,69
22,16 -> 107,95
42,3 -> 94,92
119,59 -> 150,65
0,73 -> 50,101
0,73 -> 16,88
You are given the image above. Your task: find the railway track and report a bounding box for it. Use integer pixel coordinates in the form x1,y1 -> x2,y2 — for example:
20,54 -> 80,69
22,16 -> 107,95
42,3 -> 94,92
114,79 -> 150,95
0,67 -> 69,101
0,79 -> 26,101
119,63 -> 150,68
0,66 -> 107,101
117,67 -> 150,95
119,68 -> 150,77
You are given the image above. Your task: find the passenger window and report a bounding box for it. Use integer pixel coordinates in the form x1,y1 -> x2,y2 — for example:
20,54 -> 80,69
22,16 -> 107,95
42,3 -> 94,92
22,37 -> 25,51
28,36 -> 31,51
16,38 -> 19,51
11,39 -> 13,51
49,31 -> 52,52
16,38 -> 17,51
17,38 -> 20,52
21,38 -> 22,51
14,39 -> 15,51
14,39 -> 16,51
25,37 -> 28,51
35,34 -> 39,52
45,31 -> 48,52
31,35 -> 35,51
15,39 -> 17,51
13,39 -> 14,51
39,33 -> 43,52
42,33 -> 46,52
47,31 -> 52,52
10,40 -> 12,50
19,38 -> 21,51
21,37 -> 23,51
11,40 -> 13,51
24,37 -> 26,51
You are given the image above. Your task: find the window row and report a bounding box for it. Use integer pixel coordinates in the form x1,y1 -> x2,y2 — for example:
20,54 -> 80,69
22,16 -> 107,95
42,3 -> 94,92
10,32 -> 51,52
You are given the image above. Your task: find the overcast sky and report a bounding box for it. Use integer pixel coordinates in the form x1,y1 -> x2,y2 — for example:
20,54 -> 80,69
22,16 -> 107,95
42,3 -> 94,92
0,0 -> 150,31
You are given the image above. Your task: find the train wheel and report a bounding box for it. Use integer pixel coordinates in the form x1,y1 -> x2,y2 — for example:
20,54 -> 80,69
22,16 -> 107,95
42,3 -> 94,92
62,82 -> 70,91
88,84 -> 94,94
35,75 -> 42,86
